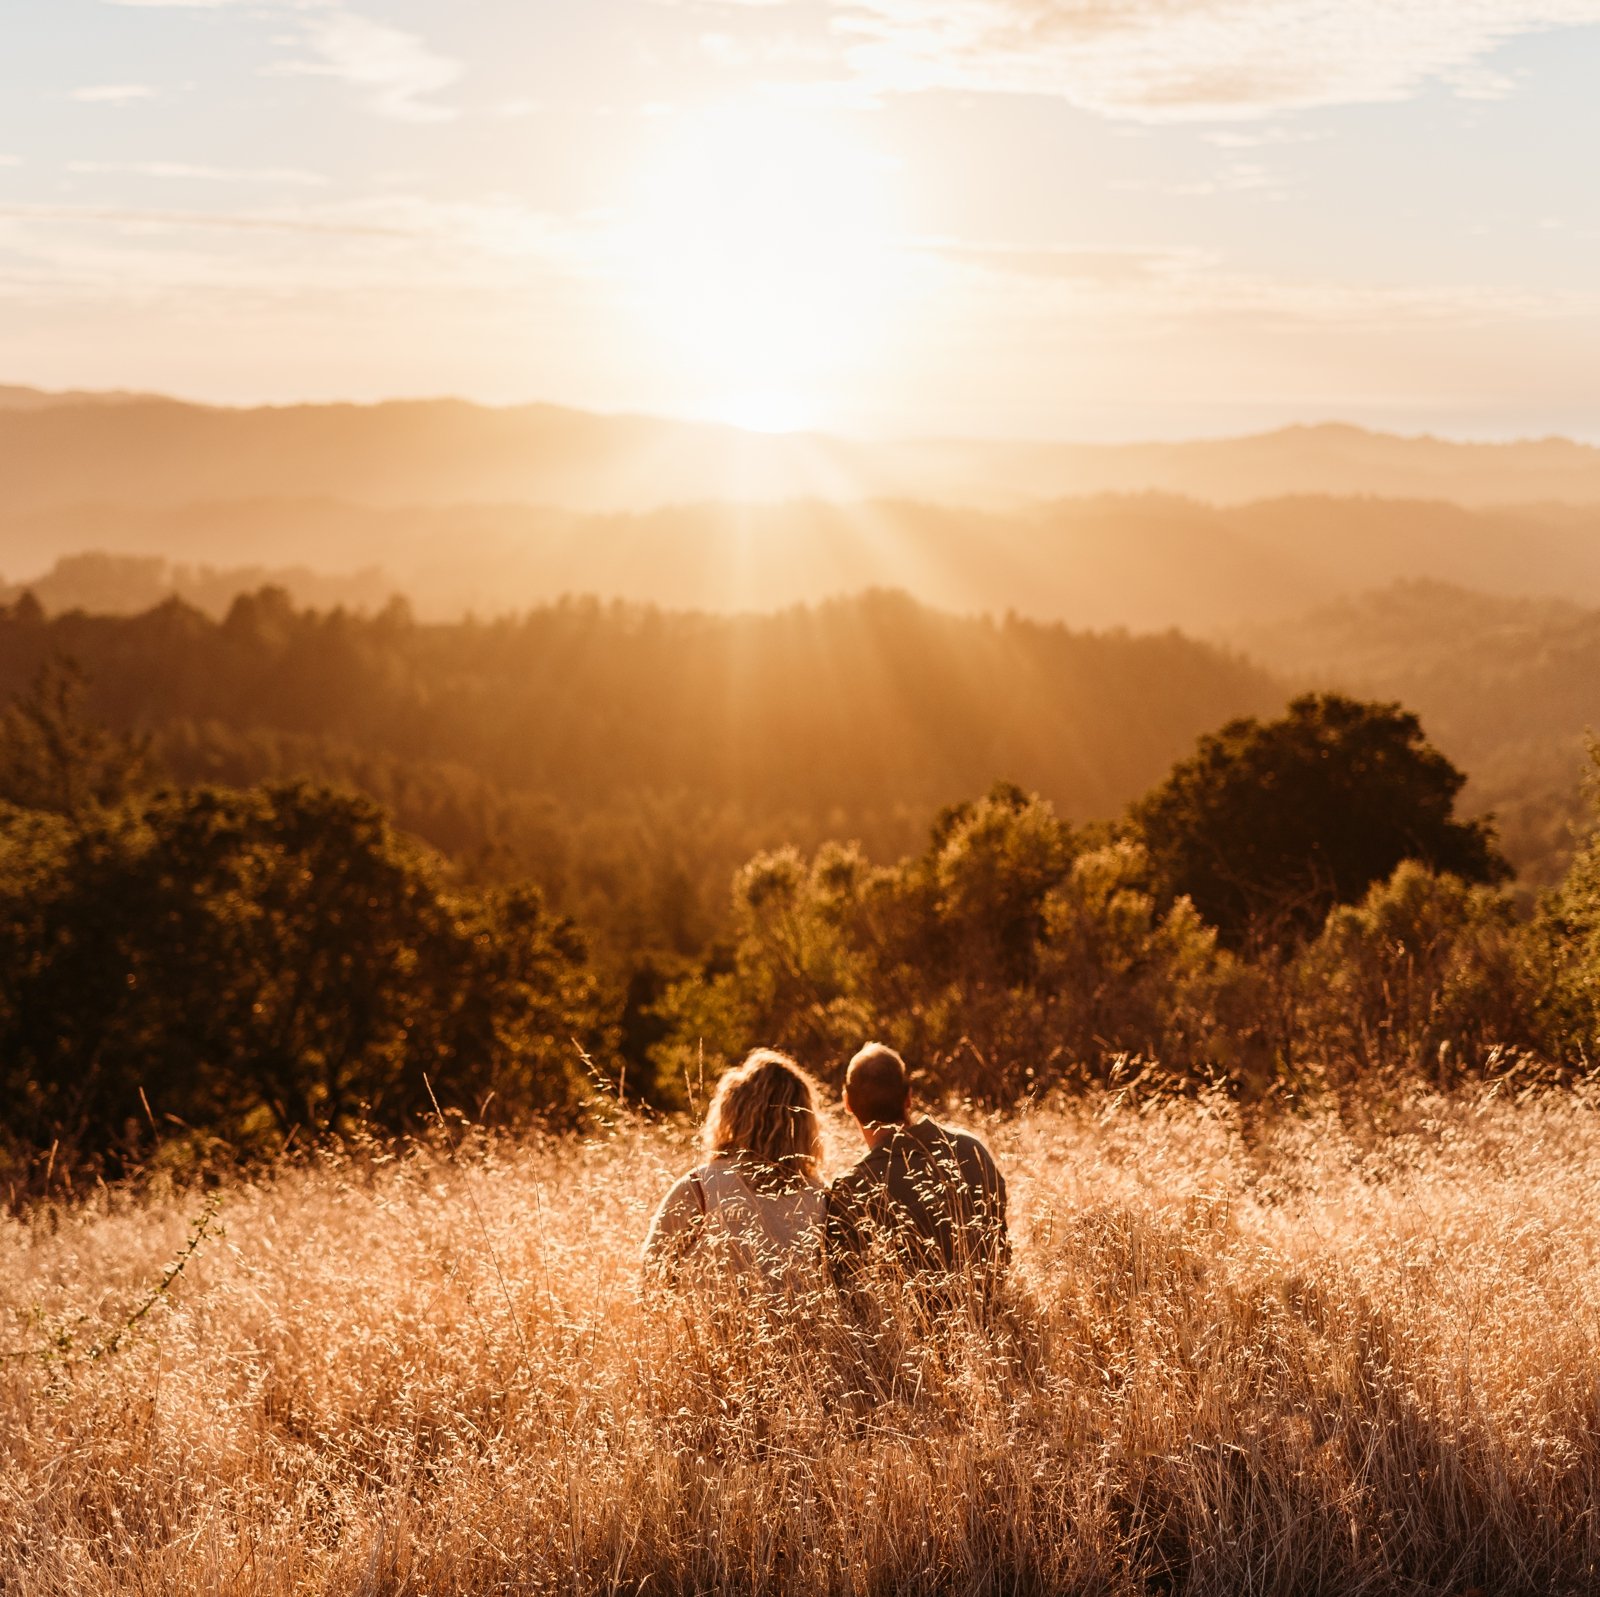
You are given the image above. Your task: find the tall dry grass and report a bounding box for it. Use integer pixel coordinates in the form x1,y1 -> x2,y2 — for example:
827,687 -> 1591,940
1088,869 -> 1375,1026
3,1086 -> 1599,1595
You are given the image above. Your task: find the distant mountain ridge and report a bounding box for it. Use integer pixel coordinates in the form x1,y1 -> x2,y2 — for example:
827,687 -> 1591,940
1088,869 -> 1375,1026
4,386 -> 1600,513
0,384 -> 164,411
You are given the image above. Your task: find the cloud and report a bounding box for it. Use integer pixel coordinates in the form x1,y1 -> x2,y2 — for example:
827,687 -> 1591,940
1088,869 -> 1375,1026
70,84 -> 160,103
0,201 -> 418,242
270,12 -> 463,122
0,194 -> 598,274
68,161 -> 329,185
831,0 -> 1600,118
893,224 -> 1600,331
914,238 -> 1209,285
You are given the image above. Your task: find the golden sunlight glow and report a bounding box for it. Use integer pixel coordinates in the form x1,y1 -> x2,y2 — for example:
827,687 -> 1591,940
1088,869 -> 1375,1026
625,105 -> 898,432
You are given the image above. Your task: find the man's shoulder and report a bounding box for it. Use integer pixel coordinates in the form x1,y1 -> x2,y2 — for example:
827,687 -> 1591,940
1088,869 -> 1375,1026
918,1121 -> 1006,1198
919,1118 -> 998,1162
827,1121 -> 1002,1197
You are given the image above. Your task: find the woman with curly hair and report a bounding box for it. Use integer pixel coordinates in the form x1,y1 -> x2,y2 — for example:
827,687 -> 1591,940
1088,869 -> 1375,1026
642,1048 -> 827,1289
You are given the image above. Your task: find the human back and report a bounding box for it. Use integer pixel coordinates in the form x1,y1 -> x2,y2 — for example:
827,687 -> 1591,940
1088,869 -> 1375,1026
825,1042 -> 1009,1299
642,1048 -> 828,1292
828,1115 -> 1008,1277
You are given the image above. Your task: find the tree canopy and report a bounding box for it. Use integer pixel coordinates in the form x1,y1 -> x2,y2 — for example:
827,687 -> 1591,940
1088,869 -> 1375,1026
1132,693 -> 1510,947
0,782 -> 603,1178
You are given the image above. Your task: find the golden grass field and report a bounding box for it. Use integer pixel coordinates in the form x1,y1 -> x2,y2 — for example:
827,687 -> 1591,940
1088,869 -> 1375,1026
4,1085 -> 1599,1596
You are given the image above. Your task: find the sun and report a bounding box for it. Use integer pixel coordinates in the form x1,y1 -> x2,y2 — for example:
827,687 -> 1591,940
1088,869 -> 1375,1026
625,104 -> 897,432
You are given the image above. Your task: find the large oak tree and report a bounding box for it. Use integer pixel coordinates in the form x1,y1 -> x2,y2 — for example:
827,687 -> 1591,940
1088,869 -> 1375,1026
1133,694 -> 1509,948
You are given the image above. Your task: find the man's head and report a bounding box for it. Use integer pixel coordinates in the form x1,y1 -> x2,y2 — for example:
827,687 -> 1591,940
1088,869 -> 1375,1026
844,1041 -> 911,1131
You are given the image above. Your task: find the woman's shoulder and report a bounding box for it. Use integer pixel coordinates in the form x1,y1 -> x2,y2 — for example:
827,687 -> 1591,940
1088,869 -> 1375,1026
652,1163 -> 719,1212
693,1156 -> 747,1201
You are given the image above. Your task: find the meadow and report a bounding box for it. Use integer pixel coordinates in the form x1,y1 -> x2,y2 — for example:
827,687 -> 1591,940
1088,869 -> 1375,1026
4,1082 -> 1598,1596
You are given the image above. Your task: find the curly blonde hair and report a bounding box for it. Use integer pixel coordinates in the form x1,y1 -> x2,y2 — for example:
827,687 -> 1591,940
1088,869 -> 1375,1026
702,1048 -> 825,1190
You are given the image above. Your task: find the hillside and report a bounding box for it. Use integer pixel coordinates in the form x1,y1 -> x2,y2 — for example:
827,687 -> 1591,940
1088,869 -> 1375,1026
4,389 -> 1600,518
9,494 -> 1600,634
0,587 -> 1280,823
0,588 -> 1288,948
10,1092 -> 1600,1594
0,384 -> 161,411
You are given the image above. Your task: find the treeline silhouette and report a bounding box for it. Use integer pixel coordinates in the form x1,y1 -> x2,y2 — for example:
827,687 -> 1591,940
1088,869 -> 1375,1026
0,550 -> 390,620
7,558 -> 1596,889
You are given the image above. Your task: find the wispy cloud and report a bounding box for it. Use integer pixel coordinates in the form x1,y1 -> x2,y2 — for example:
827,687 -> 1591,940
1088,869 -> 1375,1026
913,239 -> 1211,286
831,0 -> 1600,118
70,84 -> 160,104
0,202 -> 417,243
896,226 -> 1600,332
68,160 -> 329,186
0,193 -> 598,274
270,12 -> 463,123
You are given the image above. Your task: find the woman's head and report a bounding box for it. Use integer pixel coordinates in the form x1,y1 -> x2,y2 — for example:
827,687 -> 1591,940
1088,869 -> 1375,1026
703,1048 -> 825,1186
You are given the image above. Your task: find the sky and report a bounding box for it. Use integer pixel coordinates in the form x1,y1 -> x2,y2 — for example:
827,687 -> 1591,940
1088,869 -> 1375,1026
2,0 -> 1599,440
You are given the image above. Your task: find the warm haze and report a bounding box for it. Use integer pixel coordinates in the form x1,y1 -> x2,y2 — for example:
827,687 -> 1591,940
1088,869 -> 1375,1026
8,7 -> 1600,1596
5,0 -> 1600,439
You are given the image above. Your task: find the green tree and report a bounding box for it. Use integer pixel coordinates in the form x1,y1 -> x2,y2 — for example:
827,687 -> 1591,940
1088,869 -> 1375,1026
651,841 -> 875,1092
852,784 -> 1080,1096
1133,694 -> 1509,948
1035,839 -> 1239,1083
0,782 -> 603,1178
0,657 -> 150,816
924,782 -> 1079,989
656,786 -> 1247,1103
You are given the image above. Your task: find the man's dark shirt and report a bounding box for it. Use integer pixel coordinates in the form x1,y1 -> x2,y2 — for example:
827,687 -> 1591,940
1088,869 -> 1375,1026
825,1118 -> 1009,1298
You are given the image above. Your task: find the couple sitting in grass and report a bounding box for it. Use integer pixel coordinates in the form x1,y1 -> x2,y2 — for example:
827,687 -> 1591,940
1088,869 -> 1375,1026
643,1042 -> 1009,1308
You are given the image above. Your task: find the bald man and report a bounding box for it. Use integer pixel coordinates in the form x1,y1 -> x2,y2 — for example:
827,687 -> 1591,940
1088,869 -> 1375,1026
825,1041 -> 1009,1309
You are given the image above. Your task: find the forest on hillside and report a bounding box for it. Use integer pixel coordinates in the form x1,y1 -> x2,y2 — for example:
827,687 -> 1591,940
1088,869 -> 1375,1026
0,587 -> 1284,951
1238,581 -> 1600,885
4,573 -> 1595,891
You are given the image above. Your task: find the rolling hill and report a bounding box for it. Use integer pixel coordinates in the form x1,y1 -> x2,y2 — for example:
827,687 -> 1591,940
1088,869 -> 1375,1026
8,494 -> 1600,634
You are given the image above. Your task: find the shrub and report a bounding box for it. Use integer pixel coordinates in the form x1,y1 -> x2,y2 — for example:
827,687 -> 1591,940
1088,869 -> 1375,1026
1295,861 -> 1538,1084
1532,757 -> 1600,1069
655,797 -> 1255,1101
